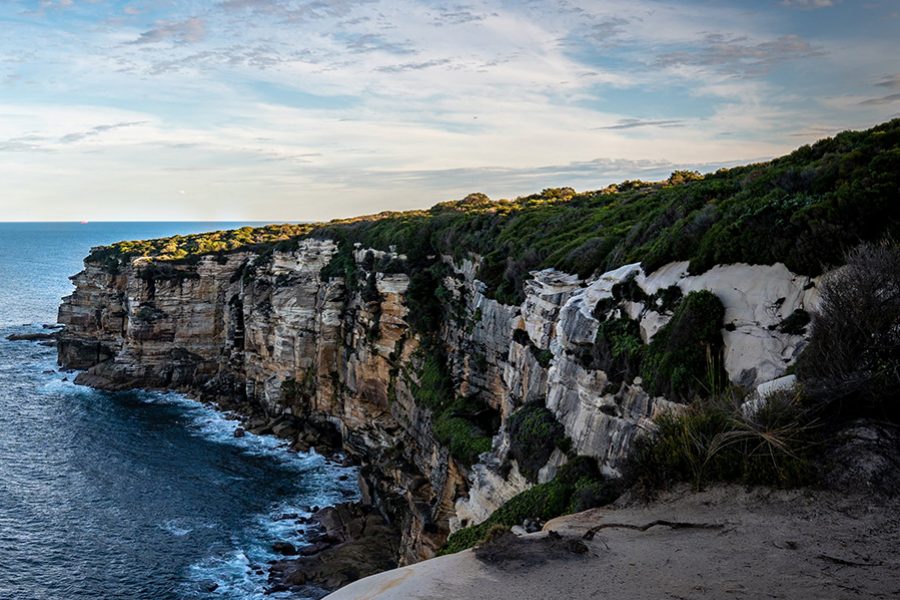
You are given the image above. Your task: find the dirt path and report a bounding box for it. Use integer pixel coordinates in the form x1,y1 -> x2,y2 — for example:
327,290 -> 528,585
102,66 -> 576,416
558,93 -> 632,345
324,486 -> 900,600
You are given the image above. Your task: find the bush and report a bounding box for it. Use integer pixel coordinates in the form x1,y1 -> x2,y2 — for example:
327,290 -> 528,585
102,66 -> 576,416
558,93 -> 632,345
434,413 -> 493,466
641,290 -> 727,401
411,350 -> 499,466
796,242 -> 900,421
627,390 -> 818,493
441,456 -> 616,554
585,316 -> 644,384
506,404 -> 568,482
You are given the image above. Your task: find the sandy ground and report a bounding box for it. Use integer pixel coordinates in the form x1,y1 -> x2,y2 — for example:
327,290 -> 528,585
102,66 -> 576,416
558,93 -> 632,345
323,485 -> 900,600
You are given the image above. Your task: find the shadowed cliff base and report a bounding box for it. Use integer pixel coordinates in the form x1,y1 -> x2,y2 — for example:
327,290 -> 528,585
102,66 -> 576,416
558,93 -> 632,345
324,485 -> 900,600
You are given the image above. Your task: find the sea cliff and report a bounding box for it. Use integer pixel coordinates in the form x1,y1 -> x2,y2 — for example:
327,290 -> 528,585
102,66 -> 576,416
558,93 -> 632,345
57,119 -> 900,595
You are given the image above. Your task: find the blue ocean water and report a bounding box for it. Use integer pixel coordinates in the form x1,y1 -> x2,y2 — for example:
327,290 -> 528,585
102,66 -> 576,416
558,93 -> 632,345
0,223 -> 357,600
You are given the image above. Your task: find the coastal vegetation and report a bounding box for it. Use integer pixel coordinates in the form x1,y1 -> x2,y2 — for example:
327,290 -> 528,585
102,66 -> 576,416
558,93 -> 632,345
408,349 -> 497,466
91,119 -> 899,307
79,120 -> 900,557
628,241 -> 900,494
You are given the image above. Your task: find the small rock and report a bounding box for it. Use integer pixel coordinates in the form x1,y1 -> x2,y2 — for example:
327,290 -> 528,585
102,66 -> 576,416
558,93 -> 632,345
272,541 -> 297,555
523,518 -> 543,533
233,427 -> 245,438
6,332 -> 58,342
298,541 -> 332,556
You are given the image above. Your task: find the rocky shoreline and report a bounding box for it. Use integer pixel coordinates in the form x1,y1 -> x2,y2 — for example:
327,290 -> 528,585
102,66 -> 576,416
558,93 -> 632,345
76,373 -> 401,598
53,233 -> 831,596
12,323 -> 398,596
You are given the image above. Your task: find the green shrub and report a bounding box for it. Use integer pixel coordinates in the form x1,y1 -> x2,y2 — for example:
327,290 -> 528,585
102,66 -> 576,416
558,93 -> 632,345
506,404 -> 568,482
641,290 -> 727,401
412,350 -> 454,411
412,350 -> 499,466
586,316 -> 644,384
441,456 -> 616,554
627,391 -> 818,493
434,412 -> 493,466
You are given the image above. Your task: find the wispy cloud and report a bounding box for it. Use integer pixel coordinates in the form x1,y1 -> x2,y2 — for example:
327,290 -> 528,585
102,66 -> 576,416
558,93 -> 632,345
655,34 -> 824,76
875,74 -> 900,89
781,0 -> 837,8
433,5 -> 488,26
130,18 -> 206,45
860,92 -> 900,106
595,118 -> 684,130
376,58 -> 453,73
58,121 -> 146,144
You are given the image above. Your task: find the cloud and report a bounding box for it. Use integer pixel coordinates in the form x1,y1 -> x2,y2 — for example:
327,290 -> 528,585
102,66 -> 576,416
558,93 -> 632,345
342,32 -> 415,54
0,135 -> 51,153
655,34 -> 824,76
584,16 -> 631,45
433,5 -> 487,26
859,92 -> 900,106
59,121 -> 146,143
781,0 -> 836,8
130,18 -> 206,45
595,118 -> 684,130
377,58 -> 453,73
875,74 -> 900,89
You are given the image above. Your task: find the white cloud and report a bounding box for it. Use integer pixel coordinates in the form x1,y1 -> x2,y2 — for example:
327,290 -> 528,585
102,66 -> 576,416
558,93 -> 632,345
0,0 -> 895,220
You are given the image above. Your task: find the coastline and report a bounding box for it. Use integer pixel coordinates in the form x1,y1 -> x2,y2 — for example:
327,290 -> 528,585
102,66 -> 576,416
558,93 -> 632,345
58,354 -> 402,598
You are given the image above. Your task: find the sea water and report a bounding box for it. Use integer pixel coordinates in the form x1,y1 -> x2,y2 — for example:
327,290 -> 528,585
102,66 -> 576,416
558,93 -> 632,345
0,223 -> 357,600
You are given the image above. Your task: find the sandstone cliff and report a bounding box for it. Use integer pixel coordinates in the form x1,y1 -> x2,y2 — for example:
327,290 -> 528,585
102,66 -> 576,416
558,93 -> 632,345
57,235 -> 820,565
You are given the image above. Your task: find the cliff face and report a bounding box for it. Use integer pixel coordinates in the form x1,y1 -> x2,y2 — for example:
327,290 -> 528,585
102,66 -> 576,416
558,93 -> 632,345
57,238 -> 820,563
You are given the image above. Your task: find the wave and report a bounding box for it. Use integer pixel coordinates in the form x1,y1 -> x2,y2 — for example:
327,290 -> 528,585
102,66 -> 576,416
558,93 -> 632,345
133,392 -> 359,599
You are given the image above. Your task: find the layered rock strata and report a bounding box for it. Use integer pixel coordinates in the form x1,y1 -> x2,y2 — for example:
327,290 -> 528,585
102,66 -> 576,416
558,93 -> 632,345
58,238 -> 820,565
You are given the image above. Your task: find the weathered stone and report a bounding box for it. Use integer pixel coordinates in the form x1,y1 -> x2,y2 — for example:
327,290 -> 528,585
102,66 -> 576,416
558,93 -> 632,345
57,238 -> 826,568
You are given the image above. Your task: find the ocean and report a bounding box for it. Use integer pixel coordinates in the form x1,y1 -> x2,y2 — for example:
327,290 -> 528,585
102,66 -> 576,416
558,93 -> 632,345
0,223 -> 357,600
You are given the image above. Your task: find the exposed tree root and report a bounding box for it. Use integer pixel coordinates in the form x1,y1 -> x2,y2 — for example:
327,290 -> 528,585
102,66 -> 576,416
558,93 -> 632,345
582,520 -> 724,540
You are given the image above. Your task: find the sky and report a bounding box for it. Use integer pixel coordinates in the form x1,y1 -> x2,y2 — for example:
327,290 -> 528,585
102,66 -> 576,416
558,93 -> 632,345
0,0 -> 898,222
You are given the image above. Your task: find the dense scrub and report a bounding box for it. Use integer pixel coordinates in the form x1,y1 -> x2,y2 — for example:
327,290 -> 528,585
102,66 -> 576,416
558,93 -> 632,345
796,241 -> 900,422
627,390 -> 818,493
89,224 -> 313,272
631,241 -> 900,494
441,456 -> 617,554
91,120 -> 900,306
640,290 -> 727,401
506,403 -> 571,482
